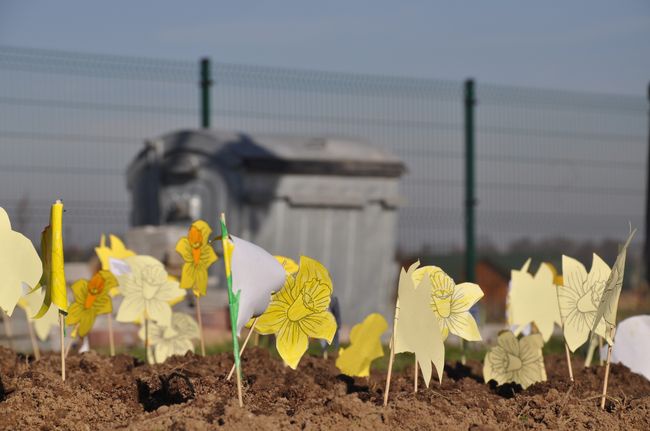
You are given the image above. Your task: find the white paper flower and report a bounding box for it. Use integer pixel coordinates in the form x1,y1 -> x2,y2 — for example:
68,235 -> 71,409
138,312 -> 199,364
115,256 -> 186,327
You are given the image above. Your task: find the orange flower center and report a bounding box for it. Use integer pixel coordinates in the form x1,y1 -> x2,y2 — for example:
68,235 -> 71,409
188,226 -> 203,265
85,273 -> 105,309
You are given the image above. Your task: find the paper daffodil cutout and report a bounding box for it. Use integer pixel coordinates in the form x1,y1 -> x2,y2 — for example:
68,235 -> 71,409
19,286 -> 58,341
175,220 -> 218,297
412,265 -> 483,341
34,201 -> 68,317
559,253 -> 610,352
394,261 -> 445,387
95,233 -> 135,272
336,313 -> 387,377
508,260 -> 562,342
138,312 -> 199,364
275,256 -> 299,275
0,207 -> 43,316
115,256 -> 186,327
592,228 -> 636,345
66,270 -> 116,337
230,236 -> 287,335
255,256 -> 337,369
483,331 -> 546,389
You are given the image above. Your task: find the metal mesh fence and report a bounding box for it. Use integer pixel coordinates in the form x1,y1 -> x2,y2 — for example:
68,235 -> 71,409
0,46 -> 647,266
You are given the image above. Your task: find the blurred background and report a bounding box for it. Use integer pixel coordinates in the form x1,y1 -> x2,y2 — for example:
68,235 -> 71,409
1,1 -> 649,348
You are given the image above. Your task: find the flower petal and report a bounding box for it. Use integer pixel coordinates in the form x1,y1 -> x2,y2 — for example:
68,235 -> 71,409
451,283 -> 483,313
200,244 -> 218,267
276,320 -> 309,369
156,280 -> 186,302
446,311 -> 482,341
77,310 -> 96,337
193,267 -> 208,297
180,263 -> 196,290
175,238 -> 193,263
66,303 -> 83,326
92,294 -> 113,315
71,280 -> 89,305
294,256 -> 332,300
299,311 -> 337,343
116,295 -> 145,323
254,301 -> 288,335
146,298 -> 172,327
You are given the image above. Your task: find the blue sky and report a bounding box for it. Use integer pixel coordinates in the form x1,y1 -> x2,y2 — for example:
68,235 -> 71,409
1,1 -> 649,95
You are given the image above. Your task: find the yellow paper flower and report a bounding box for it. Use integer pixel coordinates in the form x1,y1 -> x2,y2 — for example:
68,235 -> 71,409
66,270 -> 116,337
275,256 -> 299,275
412,266 -> 484,341
115,256 -> 186,327
255,256 -> 337,369
483,331 -> 546,389
336,313 -> 387,377
175,220 -> 218,297
138,312 -> 199,364
0,207 -> 43,316
95,233 -> 135,297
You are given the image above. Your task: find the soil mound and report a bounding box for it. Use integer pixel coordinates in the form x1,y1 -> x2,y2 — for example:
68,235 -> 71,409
0,346 -> 648,430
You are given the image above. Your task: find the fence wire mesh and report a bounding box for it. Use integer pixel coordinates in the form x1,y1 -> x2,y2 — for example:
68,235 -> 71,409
0,46 -> 646,272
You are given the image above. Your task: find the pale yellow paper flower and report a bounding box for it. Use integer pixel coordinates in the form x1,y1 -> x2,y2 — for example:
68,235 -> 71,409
483,331 -> 546,389
336,313 -> 387,377
138,312 -> 199,364
560,253 -> 610,352
18,285 -> 58,341
592,228 -> 636,345
0,207 -> 43,316
115,256 -> 186,327
395,261 -> 445,387
255,256 -> 337,369
412,265 -> 483,341
508,259 -> 562,342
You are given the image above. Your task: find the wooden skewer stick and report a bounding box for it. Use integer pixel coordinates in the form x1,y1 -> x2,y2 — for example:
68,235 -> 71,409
598,336 -> 604,366
564,342 -> 574,382
144,316 -> 149,364
460,338 -> 467,365
383,299 -> 399,407
27,320 -> 41,360
59,312 -> 66,381
65,324 -> 79,358
196,294 -> 206,356
107,314 -> 115,356
227,317 -> 259,380
413,356 -> 418,393
1,310 -> 15,350
600,332 -> 614,410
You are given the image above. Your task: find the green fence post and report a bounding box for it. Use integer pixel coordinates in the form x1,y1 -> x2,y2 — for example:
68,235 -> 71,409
643,83 -> 650,283
464,79 -> 476,283
200,58 -> 212,129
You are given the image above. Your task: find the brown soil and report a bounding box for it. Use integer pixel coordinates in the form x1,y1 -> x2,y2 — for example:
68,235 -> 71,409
0,346 -> 648,430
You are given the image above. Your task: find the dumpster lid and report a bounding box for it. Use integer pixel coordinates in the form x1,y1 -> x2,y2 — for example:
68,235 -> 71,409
146,129 -> 405,177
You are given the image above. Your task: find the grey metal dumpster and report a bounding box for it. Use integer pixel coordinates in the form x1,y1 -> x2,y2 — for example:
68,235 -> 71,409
127,129 -> 405,325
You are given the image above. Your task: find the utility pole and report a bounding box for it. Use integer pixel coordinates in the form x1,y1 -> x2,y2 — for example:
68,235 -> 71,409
200,58 -> 212,129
